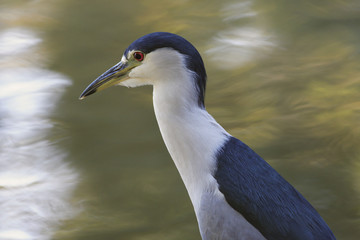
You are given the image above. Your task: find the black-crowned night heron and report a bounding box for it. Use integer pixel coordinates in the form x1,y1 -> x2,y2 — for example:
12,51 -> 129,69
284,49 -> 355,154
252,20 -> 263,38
79,32 -> 336,240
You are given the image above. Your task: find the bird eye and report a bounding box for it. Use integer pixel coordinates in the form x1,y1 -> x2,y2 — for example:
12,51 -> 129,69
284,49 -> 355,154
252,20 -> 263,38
133,52 -> 144,61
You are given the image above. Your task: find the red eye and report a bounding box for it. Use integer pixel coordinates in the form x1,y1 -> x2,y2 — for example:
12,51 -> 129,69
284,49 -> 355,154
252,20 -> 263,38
133,51 -> 144,61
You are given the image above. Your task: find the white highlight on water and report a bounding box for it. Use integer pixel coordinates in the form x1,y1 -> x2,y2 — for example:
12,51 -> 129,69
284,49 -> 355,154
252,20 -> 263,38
0,23 -> 78,240
206,1 -> 276,69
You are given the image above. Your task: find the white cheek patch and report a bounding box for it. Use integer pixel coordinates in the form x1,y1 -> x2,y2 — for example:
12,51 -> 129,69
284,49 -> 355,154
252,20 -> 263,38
119,78 -> 149,88
119,66 -> 152,88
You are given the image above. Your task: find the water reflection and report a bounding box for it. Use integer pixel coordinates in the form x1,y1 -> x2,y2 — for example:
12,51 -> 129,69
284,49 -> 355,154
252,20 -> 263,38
207,27 -> 276,69
0,6 -> 78,240
207,1 -> 276,69
0,29 -> 41,56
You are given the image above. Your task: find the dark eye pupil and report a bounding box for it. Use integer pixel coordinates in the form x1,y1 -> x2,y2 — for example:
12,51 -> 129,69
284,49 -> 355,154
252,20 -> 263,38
134,52 -> 144,61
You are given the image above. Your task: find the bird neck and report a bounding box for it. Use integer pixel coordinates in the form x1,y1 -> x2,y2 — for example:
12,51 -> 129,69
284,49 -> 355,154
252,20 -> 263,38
152,78 -> 229,211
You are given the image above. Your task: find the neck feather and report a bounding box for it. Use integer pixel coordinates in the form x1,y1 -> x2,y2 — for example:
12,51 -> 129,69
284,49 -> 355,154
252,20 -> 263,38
152,72 -> 229,211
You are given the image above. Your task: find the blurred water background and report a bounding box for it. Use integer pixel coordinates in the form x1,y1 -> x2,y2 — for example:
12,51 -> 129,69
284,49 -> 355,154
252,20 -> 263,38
0,0 -> 359,239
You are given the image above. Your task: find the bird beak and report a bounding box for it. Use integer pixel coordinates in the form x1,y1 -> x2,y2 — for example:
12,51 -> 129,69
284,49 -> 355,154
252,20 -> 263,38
79,60 -> 132,100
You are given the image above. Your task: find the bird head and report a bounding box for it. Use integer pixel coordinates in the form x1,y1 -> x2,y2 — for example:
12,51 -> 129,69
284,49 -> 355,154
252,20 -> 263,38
79,32 -> 207,107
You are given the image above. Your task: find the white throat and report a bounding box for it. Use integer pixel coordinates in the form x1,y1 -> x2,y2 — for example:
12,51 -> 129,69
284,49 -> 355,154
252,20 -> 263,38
151,51 -> 229,212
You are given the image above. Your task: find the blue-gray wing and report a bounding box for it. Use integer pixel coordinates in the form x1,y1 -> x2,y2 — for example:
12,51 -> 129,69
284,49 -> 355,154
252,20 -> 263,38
214,136 -> 336,240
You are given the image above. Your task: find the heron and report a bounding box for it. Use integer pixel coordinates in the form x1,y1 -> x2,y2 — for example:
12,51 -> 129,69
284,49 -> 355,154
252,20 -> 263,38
79,32 -> 336,240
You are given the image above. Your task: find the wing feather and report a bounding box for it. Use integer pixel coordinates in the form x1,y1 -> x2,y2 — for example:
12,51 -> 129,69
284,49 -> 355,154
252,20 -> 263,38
214,136 -> 336,240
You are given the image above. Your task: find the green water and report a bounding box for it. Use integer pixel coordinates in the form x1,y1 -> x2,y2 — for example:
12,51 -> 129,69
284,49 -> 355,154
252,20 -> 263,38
1,0 -> 360,239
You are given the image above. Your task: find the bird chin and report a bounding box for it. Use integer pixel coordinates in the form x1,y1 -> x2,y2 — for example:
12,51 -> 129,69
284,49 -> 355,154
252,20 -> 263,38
118,78 -> 151,88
